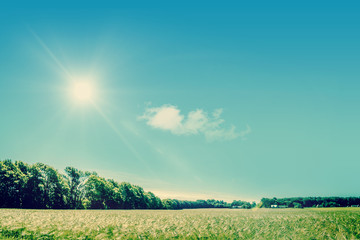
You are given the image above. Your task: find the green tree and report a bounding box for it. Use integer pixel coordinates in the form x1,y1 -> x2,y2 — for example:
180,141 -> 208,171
0,160 -> 26,208
84,175 -> 112,209
119,182 -> 136,209
145,192 -> 163,209
64,167 -> 91,209
41,165 -> 68,209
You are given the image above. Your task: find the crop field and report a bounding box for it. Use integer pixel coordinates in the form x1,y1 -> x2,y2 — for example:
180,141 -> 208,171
0,208 -> 360,239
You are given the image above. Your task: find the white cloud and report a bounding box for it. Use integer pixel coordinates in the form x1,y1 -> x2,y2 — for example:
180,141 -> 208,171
183,109 -> 208,134
239,125 -> 252,140
145,105 -> 183,133
139,104 -> 250,141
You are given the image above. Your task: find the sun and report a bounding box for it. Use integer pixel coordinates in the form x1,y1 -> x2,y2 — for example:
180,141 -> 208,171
72,81 -> 95,103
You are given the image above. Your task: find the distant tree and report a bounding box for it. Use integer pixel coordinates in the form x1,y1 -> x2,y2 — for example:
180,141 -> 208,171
132,185 -> 148,209
41,164 -> 68,209
105,179 -> 124,209
119,182 -> 137,209
23,163 -> 45,208
260,198 -> 272,208
64,167 -> 91,209
145,192 -> 163,209
0,160 -> 26,208
162,199 -> 175,209
293,202 -> 303,208
84,175 -> 111,209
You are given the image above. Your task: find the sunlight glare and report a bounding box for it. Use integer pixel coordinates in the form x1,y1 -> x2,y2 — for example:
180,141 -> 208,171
72,81 -> 94,103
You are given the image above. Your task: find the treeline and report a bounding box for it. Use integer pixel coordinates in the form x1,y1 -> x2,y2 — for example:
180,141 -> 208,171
162,199 -> 256,209
260,197 -> 360,208
0,160 -> 253,210
4,159 -> 357,210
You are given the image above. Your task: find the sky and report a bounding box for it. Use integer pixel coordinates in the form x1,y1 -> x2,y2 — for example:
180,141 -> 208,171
1,1 -> 360,202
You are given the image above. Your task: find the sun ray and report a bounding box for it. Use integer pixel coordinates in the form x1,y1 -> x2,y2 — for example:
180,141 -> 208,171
29,28 -> 74,82
30,30 -> 153,174
91,102 -> 154,174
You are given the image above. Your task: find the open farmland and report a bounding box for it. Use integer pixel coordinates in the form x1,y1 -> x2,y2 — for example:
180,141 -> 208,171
1,208 -> 360,239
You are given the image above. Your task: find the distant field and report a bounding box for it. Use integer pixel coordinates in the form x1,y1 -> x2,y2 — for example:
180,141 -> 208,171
1,208 -> 360,239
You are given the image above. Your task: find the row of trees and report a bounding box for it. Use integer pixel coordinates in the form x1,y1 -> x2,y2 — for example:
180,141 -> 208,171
4,160 -> 358,210
0,160 -> 253,210
0,159 -> 164,209
260,197 -> 360,208
162,199 -> 256,209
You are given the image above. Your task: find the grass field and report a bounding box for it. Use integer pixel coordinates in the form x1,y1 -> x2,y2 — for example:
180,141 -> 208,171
1,208 -> 360,239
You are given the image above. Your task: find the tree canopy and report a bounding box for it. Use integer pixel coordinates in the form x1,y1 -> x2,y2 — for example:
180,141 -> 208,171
2,159 -> 358,210
260,197 -> 360,208
0,159 -> 254,210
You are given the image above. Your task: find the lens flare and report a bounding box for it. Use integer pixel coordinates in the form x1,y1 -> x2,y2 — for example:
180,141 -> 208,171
72,81 -> 94,102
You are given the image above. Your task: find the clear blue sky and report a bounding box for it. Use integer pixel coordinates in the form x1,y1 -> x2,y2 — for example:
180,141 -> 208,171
1,1 -> 359,202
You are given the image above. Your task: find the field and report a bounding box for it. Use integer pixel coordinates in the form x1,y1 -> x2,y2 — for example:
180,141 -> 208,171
1,208 -> 360,239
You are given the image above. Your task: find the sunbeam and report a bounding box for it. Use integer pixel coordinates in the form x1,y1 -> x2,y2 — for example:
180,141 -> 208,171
30,30 -> 153,174
91,102 -> 155,174
29,28 -> 74,82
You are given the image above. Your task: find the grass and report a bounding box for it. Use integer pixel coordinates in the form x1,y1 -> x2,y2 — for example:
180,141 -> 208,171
0,208 -> 360,239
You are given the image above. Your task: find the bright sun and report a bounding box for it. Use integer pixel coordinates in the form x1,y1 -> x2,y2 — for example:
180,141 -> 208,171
72,81 -> 95,102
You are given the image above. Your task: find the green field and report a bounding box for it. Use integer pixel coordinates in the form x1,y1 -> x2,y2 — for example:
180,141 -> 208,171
1,208 -> 360,239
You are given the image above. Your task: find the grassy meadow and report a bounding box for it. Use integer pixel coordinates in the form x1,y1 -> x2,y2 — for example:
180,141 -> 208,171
1,208 -> 360,239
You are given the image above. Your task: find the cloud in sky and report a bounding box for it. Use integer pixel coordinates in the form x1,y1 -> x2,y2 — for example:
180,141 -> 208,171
139,104 -> 251,141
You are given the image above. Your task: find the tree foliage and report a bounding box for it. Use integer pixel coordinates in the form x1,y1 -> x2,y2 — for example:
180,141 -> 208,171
3,160 -> 359,210
0,159 -> 254,210
260,197 -> 360,208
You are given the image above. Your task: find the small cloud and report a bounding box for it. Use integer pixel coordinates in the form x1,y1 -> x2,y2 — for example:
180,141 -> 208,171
183,109 -> 208,134
239,125 -> 252,140
204,125 -> 238,142
144,105 -> 184,133
139,104 -> 250,142
212,108 -> 223,119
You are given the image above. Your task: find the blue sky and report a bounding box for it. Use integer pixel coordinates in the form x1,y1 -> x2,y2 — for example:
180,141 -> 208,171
1,1 -> 360,201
